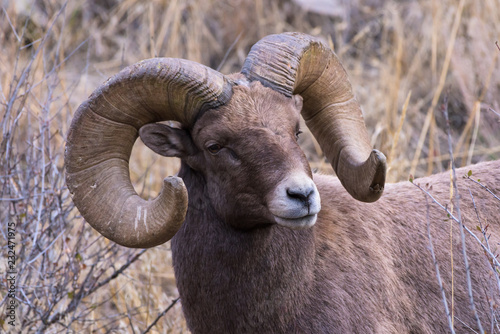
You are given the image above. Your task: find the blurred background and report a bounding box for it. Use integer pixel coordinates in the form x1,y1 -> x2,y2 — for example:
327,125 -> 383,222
1,0 -> 499,332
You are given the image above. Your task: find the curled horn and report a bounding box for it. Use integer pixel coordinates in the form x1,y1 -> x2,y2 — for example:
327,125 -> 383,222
241,32 -> 386,202
65,58 -> 233,248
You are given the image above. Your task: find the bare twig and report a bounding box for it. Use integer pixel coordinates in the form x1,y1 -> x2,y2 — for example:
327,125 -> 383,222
454,316 -> 479,334
465,175 -> 500,202
489,107 -> 500,118
412,182 -> 500,268
441,93 -> 484,333
217,31 -> 243,72
467,188 -> 500,294
142,297 -> 180,334
423,195 -> 456,333
89,249 -> 147,294
2,7 -> 20,42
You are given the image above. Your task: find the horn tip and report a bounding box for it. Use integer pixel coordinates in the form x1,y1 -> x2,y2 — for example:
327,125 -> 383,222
163,175 -> 186,189
365,149 -> 387,202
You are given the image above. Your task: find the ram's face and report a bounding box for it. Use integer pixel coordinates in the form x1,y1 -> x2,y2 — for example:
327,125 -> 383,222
140,81 -> 321,230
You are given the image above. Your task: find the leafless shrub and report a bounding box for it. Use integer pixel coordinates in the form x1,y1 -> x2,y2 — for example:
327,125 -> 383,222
0,2 -> 183,332
412,94 -> 500,333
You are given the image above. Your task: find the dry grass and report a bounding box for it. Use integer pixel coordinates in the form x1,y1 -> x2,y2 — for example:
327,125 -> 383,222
0,0 -> 499,332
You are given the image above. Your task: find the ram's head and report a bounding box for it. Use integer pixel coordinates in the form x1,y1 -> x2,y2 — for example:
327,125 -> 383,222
65,32 -> 386,248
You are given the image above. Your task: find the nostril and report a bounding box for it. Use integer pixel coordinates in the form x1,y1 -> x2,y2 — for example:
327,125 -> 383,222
286,187 -> 314,202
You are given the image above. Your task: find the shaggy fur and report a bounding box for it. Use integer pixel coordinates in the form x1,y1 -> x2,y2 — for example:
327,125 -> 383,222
140,81 -> 500,333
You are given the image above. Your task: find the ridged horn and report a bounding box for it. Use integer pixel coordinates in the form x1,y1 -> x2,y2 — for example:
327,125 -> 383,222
65,58 -> 233,248
241,32 -> 386,202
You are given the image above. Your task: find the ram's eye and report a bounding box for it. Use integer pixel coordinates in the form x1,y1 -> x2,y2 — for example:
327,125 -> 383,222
295,130 -> 303,140
207,143 -> 222,154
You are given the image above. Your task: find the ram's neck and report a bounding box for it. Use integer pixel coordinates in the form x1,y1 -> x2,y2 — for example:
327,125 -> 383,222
171,163 -> 317,333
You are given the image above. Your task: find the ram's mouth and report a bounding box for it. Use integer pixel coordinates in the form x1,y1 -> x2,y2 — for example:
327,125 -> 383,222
273,214 -> 317,229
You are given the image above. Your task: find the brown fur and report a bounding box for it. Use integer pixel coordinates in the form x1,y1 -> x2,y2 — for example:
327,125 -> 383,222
140,81 -> 500,333
311,168 -> 500,333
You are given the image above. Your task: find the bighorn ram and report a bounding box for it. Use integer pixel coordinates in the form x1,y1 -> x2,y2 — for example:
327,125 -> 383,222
66,33 -> 500,333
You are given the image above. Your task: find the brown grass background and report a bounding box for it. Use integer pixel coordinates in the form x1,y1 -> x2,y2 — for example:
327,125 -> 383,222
1,0 -> 499,332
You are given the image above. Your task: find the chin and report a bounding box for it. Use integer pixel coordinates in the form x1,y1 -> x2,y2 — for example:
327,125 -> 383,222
274,214 -> 317,229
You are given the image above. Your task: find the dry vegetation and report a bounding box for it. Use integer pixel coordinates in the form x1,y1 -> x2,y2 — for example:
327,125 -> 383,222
0,0 -> 499,332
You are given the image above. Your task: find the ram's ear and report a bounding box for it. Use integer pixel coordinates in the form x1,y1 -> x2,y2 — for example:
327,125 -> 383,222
293,94 -> 303,111
139,123 -> 197,158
